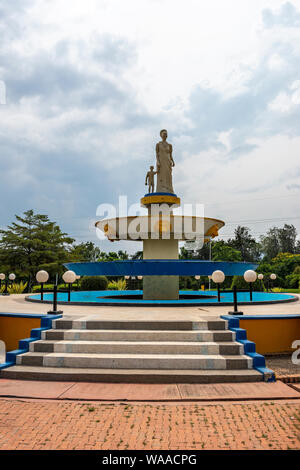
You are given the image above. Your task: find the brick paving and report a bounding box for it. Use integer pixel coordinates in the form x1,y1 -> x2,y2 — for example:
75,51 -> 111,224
0,398 -> 299,450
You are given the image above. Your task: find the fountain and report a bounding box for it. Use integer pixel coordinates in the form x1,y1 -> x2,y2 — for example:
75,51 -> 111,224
64,129 -> 259,303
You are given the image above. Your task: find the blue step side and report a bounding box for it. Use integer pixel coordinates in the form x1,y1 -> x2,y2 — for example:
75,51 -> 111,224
221,315 -> 275,382
0,314 -> 63,370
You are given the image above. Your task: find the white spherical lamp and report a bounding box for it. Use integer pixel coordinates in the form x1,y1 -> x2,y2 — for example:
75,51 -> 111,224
62,270 -> 76,284
76,275 -> 81,280
137,276 -> 143,280
9,273 -> 16,281
36,270 -> 49,284
258,273 -> 264,280
195,275 -> 200,280
125,275 -> 130,280
244,270 -> 257,283
212,270 -> 225,284
270,273 -> 277,280
0,273 -> 5,281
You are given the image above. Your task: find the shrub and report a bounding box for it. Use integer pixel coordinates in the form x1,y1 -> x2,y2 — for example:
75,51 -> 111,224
80,276 -> 108,291
231,275 -> 264,291
285,273 -> 300,289
32,283 -> 54,293
7,281 -> 28,294
107,279 -> 127,290
32,283 -> 81,293
272,287 -> 283,293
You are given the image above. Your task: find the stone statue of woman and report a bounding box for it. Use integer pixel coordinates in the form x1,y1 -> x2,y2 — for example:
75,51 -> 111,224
155,129 -> 175,193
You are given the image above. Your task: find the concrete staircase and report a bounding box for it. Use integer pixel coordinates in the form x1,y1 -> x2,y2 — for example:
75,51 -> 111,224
1,317 -> 263,383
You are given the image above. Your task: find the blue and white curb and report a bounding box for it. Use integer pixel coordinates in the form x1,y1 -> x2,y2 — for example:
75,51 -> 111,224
0,314 -> 63,371
221,315 -> 275,382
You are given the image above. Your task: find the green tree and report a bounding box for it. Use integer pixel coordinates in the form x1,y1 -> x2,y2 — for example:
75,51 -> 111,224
69,242 -> 101,262
212,241 -> 242,262
0,210 -> 74,286
228,226 -> 261,262
260,224 -> 298,260
98,250 -> 129,261
131,251 -> 143,260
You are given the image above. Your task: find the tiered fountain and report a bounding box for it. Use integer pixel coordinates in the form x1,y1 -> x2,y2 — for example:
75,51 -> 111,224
65,129 -> 257,303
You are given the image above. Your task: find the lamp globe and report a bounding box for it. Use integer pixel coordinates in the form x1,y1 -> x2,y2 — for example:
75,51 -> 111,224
244,270 -> 257,283
212,270 -> 225,284
36,270 -> 49,284
62,270 -> 77,284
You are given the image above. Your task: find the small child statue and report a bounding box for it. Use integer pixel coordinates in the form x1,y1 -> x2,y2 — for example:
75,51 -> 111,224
145,165 -> 157,193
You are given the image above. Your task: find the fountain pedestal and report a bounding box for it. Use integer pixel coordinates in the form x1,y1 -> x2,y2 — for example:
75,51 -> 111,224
143,238 -> 179,300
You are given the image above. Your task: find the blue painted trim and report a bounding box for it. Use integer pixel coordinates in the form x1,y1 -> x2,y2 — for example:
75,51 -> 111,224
144,192 -> 177,197
0,314 -> 62,371
0,312 -> 51,319
64,260 -> 258,277
224,314 -> 300,320
221,315 -> 276,382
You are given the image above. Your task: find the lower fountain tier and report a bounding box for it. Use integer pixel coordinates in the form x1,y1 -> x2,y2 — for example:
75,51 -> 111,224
64,260 -> 258,277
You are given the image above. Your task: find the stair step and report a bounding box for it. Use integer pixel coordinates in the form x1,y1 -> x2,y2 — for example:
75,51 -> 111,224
52,319 -> 228,331
30,340 -> 242,355
1,366 -> 262,383
42,329 -> 235,342
16,352 -> 252,370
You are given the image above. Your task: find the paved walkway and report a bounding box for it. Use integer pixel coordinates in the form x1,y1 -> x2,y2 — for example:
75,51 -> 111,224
0,379 -> 299,401
0,396 -> 299,450
1,293 -> 299,319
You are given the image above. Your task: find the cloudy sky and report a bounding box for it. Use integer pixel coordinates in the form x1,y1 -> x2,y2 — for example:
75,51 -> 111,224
0,0 -> 300,253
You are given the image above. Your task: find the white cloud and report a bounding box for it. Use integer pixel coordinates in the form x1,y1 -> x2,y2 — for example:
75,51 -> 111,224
0,0 -> 300,249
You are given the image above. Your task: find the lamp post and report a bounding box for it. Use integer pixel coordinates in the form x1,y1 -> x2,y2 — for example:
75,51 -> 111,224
62,270 -> 77,302
258,273 -> 264,291
195,275 -> 200,291
270,273 -> 277,292
76,275 -> 81,289
2,273 -> 15,296
208,275 -> 212,291
244,270 -> 257,302
47,274 -> 63,315
0,273 -> 5,294
212,270 -> 225,302
36,270 -> 49,301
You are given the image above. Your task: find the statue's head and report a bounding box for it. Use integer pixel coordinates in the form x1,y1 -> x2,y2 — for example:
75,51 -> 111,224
160,129 -> 168,139
150,165 -> 154,170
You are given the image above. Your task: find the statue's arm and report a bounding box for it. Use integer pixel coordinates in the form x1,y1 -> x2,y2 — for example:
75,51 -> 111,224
170,144 -> 175,166
145,172 -> 149,185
